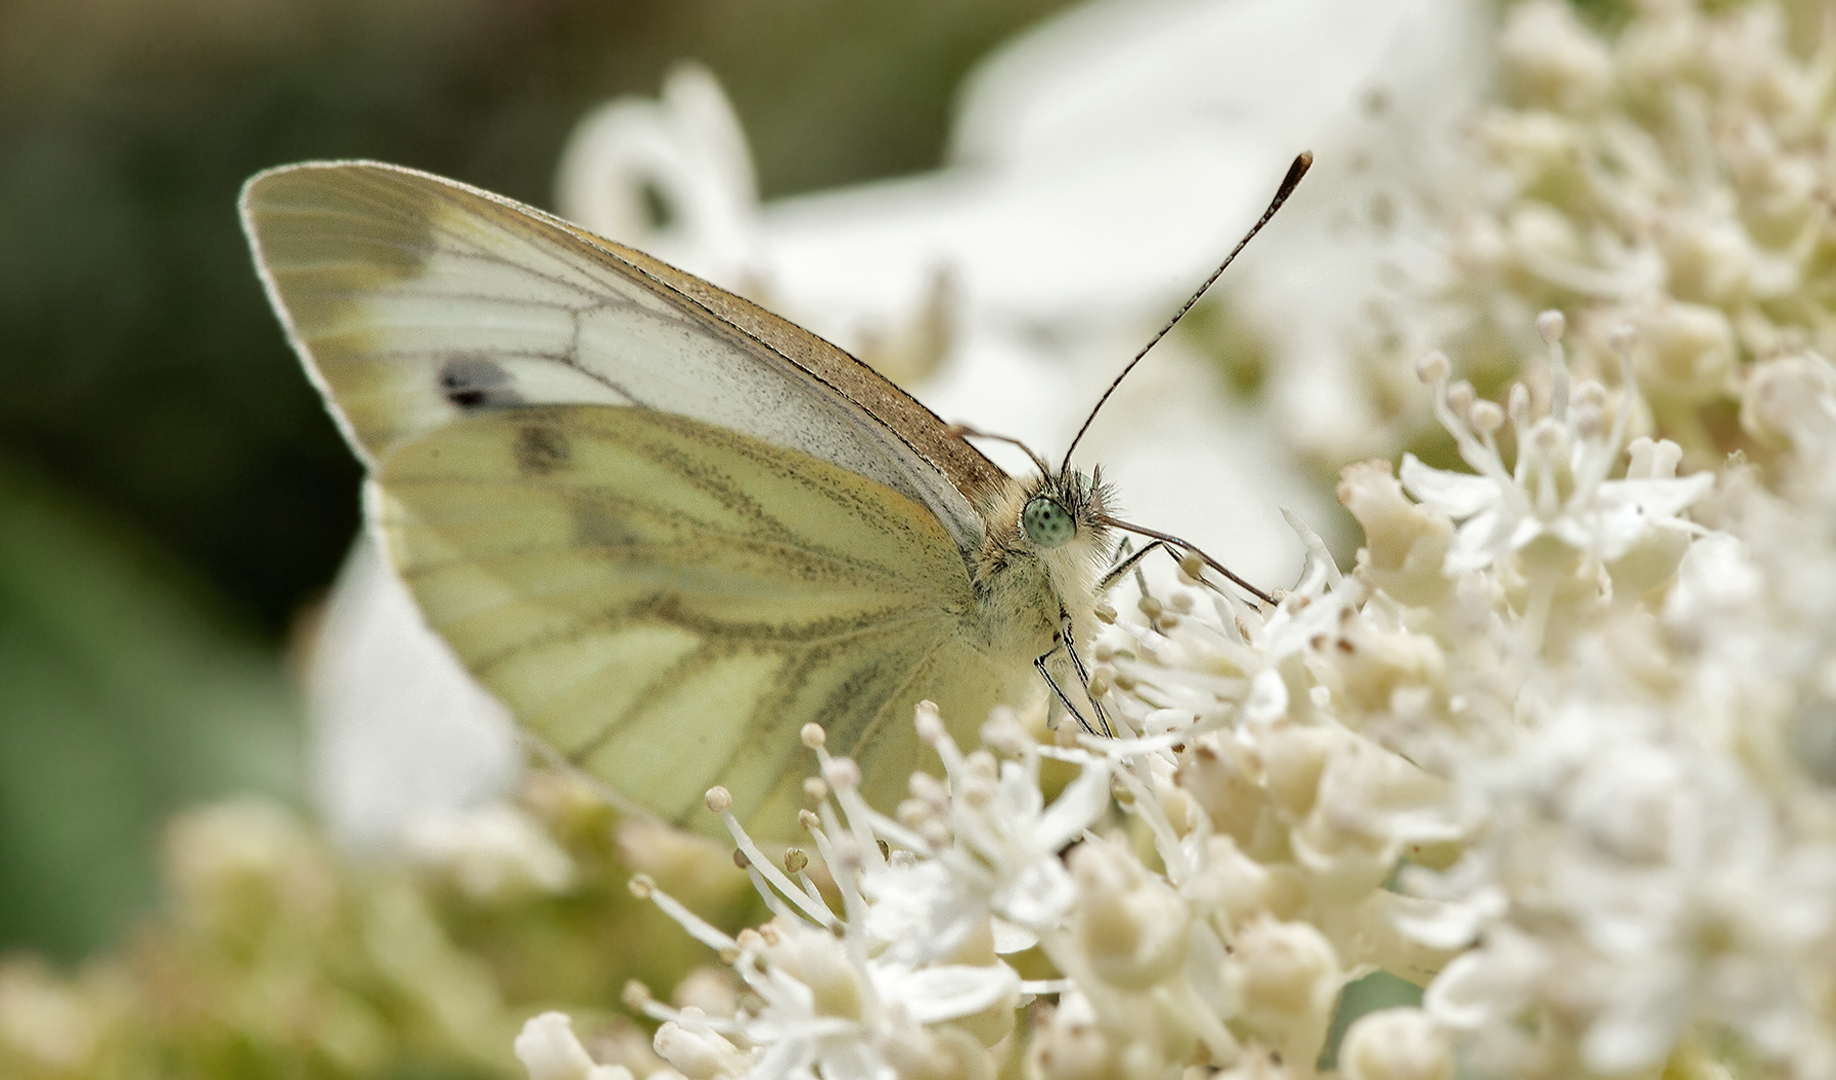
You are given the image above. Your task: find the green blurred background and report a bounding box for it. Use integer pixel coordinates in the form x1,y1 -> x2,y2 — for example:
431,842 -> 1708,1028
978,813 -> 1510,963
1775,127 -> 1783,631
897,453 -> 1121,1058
0,0 -> 1079,964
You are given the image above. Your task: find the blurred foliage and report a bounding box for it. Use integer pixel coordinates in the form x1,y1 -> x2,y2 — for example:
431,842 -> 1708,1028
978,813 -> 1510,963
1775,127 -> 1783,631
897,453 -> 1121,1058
0,460 -> 300,960
0,0 -> 1076,964
0,773 -> 758,1080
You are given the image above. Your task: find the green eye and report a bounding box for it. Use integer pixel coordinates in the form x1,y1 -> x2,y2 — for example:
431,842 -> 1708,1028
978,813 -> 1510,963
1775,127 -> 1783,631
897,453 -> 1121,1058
1022,497 -> 1076,549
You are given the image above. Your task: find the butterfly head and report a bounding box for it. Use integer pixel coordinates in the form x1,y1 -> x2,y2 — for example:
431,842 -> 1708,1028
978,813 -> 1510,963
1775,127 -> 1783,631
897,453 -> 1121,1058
1018,466 -> 1116,567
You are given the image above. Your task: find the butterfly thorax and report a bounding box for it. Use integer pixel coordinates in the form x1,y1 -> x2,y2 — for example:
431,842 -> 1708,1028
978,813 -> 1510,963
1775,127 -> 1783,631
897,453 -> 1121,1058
967,467 -> 1116,661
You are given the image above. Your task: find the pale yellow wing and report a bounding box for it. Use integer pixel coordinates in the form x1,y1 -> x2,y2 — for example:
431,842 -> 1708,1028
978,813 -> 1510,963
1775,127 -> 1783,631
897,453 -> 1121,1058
240,160 -> 1041,837
373,403 -> 1035,836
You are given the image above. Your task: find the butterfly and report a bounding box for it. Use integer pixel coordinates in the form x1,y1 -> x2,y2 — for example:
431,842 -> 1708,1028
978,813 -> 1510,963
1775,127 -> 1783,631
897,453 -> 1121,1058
242,156 -> 1307,839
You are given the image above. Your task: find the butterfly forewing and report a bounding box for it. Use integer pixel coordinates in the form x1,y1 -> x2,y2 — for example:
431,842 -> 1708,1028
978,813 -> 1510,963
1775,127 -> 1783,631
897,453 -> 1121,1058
241,162 -> 1003,555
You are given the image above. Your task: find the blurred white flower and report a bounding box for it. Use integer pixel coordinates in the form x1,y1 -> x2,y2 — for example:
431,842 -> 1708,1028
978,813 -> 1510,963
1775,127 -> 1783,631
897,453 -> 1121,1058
401,803 -> 576,901
554,64 -> 761,291
304,536 -> 521,851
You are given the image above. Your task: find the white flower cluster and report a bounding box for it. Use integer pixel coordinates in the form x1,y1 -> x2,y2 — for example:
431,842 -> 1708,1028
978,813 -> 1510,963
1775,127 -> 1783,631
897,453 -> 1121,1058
1346,317 -> 1836,1079
514,693 -> 1449,1080
1243,0 -> 1836,470
515,305 -> 1836,1079
1472,0 -> 1836,380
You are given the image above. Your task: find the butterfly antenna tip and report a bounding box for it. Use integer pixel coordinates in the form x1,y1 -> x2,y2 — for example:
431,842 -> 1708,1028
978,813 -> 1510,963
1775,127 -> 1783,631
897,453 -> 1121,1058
1060,150 -> 1314,471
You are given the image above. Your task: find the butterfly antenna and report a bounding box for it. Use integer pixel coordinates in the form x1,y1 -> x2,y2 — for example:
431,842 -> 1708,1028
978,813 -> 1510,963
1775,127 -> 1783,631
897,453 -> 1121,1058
949,422 -> 1053,477
1060,151 -> 1313,471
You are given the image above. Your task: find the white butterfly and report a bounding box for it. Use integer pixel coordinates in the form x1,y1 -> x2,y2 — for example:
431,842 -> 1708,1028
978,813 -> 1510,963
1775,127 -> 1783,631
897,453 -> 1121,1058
242,157 -> 1304,838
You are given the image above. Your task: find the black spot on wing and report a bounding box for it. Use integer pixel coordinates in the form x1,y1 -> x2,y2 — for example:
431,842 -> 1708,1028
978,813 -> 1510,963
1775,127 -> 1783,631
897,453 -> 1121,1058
515,423 -> 571,476
440,355 -> 524,410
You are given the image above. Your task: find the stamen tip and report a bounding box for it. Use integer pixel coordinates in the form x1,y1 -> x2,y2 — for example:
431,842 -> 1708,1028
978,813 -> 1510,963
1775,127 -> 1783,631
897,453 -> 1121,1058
621,979 -> 654,1011
914,701 -> 947,743
1536,309 -> 1567,344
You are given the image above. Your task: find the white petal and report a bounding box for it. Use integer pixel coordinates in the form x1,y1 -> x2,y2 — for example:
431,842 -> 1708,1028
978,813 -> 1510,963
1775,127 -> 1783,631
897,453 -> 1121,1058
1442,507 -> 1527,572
1400,454 -> 1505,519
1592,473 -> 1714,520
1033,760 -> 1112,851
997,857 -> 1077,929
1392,886 -> 1506,950
307,537 -> 520,851
991,917 -> 1039,954
954,0 -> 1443,169
872,963 -> 1020,1025
1244,667 -> 1290,724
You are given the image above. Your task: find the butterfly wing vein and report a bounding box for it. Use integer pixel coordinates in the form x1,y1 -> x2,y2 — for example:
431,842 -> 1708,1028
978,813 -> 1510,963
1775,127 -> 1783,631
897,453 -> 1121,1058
376,405 -> 1022,830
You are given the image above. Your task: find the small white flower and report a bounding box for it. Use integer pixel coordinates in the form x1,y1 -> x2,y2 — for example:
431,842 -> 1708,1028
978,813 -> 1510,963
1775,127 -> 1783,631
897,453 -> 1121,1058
1401,325 -> 1710,574
862,706 -> 1111,963
614,728 -> 1039,1080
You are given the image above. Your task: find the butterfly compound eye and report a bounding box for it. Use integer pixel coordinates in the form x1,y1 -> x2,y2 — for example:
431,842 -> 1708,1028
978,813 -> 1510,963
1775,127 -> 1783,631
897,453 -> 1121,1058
1022,497 -> 1076,549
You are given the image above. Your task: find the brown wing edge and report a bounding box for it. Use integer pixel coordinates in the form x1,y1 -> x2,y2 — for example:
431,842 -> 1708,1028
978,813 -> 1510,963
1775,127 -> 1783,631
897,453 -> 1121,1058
242,159 -> 1012,512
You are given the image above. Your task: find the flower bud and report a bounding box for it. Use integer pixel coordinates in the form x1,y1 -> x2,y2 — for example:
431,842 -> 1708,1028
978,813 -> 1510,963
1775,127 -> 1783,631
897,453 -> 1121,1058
1070,841 -> 1192,990
1260,725 -> 1337,819
1229,917 -> 1342,1066
1030,996 -> 1118,1080
1499,0 -> 1615,112
1633,300 -> 1735,400
654,1018 -> 747,1079
1336,459 -> 1453,608
516,1012 -> 636,1080
1176,742 -> 1269,850
1339,1008 -> 1452,1080
1741,354 -> 1836,447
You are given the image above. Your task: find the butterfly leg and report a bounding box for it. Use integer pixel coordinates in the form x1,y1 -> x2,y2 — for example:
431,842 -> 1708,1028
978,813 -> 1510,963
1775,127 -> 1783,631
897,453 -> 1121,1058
1035,646 -> 1093,736
1035,642 -> 1112,738
1057,615 -> 1114,738
1033,616 -> 1114,739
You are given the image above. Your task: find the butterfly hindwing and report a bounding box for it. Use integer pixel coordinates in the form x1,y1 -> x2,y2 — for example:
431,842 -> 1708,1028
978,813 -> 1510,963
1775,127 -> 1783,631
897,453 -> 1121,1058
375,404 -> 1032,833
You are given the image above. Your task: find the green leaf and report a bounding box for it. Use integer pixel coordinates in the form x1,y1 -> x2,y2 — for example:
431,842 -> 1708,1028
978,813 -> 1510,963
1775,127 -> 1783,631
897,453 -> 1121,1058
0,460 -> 301,960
